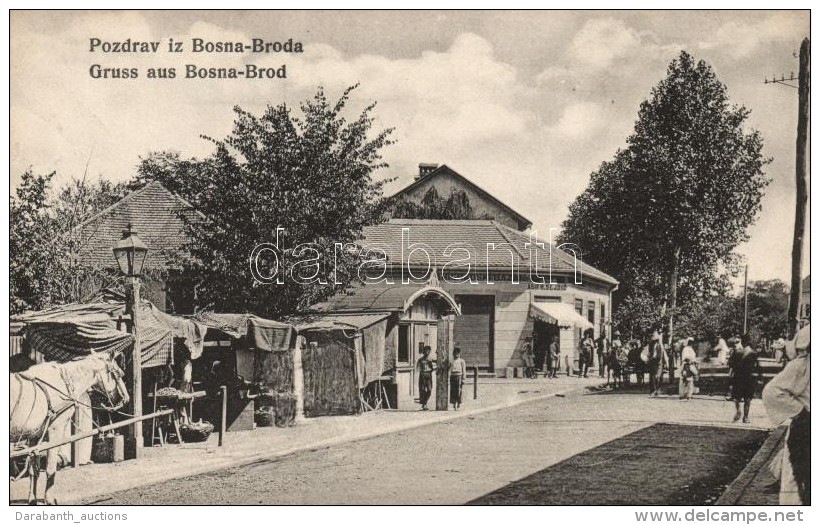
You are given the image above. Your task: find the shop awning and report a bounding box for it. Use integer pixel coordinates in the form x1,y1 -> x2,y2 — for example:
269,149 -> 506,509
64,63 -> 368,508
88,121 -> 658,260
529,302 -> 593,330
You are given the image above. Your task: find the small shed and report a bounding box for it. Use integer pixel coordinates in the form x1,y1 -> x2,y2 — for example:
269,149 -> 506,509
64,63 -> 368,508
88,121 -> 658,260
308,279 -> 461,409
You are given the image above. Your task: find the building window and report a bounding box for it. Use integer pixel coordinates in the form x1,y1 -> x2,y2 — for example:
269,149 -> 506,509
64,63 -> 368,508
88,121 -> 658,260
575,299 -> 583,315
534,296 -> 561,303
587,301 -> 595,329
398,325 -> 410,364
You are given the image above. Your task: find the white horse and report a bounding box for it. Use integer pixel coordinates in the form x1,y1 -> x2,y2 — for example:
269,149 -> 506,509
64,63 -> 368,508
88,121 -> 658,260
10,353 -> 129,505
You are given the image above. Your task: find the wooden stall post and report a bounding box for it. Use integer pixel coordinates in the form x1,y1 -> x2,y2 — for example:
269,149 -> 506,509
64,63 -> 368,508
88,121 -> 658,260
219,385 -> 227,447
293,335 -> 305,422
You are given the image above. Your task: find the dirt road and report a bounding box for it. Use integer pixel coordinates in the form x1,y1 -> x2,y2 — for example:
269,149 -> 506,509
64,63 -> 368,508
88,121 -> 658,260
86,390 -> 767,505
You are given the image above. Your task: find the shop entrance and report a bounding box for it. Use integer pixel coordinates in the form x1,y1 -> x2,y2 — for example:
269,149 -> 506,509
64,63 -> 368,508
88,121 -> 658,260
533,320 -> 559,372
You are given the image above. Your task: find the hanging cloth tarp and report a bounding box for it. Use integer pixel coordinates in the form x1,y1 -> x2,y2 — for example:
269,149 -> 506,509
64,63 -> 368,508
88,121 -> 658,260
193,312 -> 294,352
361,320 -> 388,385
25,322 -> 134,363
14,300 -> 205,368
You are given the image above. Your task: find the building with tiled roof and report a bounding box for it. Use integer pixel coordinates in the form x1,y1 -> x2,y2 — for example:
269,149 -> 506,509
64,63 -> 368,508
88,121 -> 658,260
312,217 -> 618,383
75,181 -> 203,313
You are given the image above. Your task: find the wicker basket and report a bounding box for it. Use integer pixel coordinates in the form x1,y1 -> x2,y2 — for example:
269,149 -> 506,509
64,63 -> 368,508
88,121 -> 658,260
179,420 -> 214,443
254,406 -> 275,427
255,393 -> 296,428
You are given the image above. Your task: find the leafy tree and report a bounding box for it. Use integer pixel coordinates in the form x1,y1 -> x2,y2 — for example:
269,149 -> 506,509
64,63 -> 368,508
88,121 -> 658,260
10,171 -> 129,313
10,171 -> 58,313
560,51 -> 771,342
745,279 -> 790,341
392,186 -> 492,220
136,85 -> 394,317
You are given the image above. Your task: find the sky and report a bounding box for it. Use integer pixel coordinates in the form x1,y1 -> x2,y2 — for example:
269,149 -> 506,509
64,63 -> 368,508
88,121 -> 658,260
9,10 -> 810,286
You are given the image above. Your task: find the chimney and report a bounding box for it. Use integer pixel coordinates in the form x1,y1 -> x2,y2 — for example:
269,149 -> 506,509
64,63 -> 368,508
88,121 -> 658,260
416,163 -> 439,180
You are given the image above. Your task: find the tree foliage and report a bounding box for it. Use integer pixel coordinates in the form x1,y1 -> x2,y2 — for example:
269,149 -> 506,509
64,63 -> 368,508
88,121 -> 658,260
136,85 -> 395,317
559,51 -> 771,340
10,171 -> 129,313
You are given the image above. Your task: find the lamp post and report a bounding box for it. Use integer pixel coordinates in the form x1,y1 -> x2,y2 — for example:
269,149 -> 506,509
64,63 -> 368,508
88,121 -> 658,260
112,223 -> 148,459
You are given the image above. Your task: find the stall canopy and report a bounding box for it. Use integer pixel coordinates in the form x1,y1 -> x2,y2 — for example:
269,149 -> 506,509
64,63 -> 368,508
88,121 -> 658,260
192,312 -> 294,352
286,312 -> 391,388
286,313 -> 390,332
13,301 -> 206,367
529,302 -> 594,330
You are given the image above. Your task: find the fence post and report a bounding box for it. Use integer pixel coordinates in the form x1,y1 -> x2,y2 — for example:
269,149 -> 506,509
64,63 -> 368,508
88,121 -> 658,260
473,366 -> 478,400
219,385 -> 227,447
71,408 -> 80,468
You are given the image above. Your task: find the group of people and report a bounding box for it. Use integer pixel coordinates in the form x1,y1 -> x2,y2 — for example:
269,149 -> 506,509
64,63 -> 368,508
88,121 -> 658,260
415,345 -> 467,411
520,335 -> 562,379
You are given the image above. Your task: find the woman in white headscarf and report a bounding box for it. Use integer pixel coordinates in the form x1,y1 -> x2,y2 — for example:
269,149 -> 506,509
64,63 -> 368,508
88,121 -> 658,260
763,324 -> 810,505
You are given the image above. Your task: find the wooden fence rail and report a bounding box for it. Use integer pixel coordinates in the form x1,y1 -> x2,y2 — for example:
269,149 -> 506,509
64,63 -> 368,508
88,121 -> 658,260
10,409 -> 173,459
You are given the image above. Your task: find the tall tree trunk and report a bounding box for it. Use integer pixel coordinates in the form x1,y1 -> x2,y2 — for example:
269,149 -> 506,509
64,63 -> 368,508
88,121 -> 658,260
788,37 -> 810,338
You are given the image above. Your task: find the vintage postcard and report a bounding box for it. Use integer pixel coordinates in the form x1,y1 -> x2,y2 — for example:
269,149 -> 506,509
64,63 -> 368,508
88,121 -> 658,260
8,8 -> 811,515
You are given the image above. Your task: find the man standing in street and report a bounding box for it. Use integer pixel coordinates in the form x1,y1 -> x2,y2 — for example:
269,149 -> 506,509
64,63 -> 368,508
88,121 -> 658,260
727,335 -> 761,423
579,330 -> 594,378
648,332 -> 668,397
596,331 -> 609,378
549,336 -> 560,378
678,337 -> 698,400
521,336 -> 535,379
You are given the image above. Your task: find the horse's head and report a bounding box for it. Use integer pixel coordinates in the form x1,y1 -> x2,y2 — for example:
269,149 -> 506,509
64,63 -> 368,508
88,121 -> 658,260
91,357 -> 130,412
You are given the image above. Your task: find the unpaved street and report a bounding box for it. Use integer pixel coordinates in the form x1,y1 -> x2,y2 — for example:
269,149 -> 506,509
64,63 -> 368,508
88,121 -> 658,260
87,390 -> 768,505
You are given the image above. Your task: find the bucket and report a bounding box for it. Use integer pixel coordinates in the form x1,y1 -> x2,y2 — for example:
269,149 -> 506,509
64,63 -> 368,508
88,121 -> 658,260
91,434 -> 124,463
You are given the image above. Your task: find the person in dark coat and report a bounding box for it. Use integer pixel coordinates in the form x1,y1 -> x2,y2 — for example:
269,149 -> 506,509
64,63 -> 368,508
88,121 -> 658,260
728,336 -> 761,423
578,330 -> 594,378
416,345 -> 434,410
596,333 -> 609,378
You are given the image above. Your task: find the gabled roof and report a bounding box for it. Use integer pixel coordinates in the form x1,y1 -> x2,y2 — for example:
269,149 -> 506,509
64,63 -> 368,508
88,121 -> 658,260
74,181 -> 204,270
360,218 -> 618,287
389,164 -> 533,230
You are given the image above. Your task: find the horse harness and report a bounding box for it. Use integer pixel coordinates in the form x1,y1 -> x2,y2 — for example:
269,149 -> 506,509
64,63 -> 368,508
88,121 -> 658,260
10,369 -> 78,450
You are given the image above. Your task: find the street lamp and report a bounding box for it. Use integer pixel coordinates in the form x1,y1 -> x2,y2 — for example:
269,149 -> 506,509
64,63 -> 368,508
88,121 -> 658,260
112,223 -> 148,459
113,223 -> 148,277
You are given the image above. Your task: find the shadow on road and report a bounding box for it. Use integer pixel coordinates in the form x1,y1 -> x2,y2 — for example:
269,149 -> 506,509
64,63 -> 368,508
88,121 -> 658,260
467,423 -> 767,505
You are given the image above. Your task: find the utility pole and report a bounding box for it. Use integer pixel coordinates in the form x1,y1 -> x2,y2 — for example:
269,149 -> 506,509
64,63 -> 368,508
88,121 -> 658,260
767,38 -> 810,338
789,38 -> 810,338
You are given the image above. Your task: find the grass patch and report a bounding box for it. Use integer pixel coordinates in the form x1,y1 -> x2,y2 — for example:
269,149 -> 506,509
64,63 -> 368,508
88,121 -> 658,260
468,423 -> 767,505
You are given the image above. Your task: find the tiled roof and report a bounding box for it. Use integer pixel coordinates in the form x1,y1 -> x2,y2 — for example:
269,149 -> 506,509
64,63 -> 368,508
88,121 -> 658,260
389,165 -> 533,230
75,181 -> 203,270
360,219 -> 618,286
